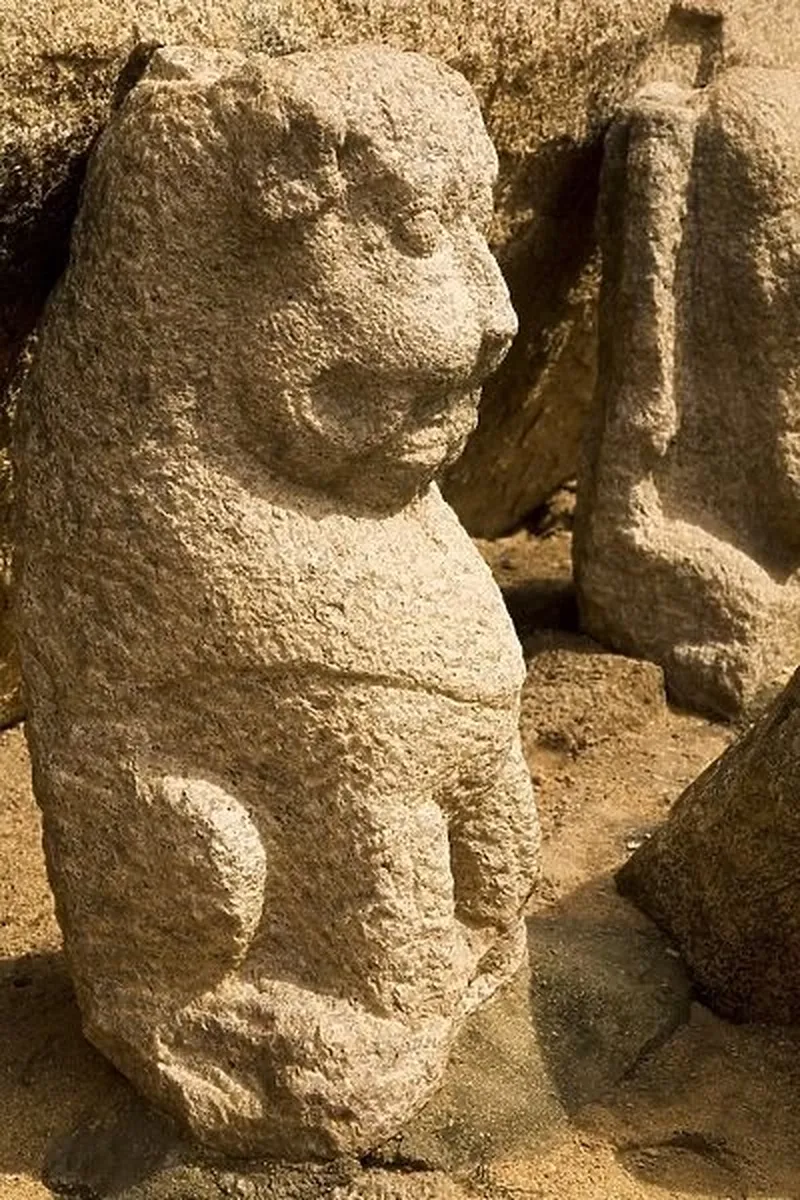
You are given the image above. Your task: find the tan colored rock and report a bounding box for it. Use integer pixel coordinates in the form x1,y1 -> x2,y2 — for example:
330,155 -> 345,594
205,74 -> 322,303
573,68 -> 800,719
443,256 -> 601,537
520,634 -> 666,755
4,4 -> 795,722
14,45 -> 540,1159
720,0 -> 800,70
440,0 -> 800,535
1,1 -> 688,708
2,0 -> 781,712
618,667 -> 800,1024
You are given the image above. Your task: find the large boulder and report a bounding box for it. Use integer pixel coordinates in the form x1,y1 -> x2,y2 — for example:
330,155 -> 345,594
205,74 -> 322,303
618,667 -> 800,1024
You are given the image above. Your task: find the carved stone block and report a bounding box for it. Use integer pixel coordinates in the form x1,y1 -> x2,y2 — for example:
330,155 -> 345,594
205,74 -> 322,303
574,69 -> 800,718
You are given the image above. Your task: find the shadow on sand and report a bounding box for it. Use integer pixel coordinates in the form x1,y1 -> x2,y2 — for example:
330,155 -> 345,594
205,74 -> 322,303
0,949 -> 126,1181
563,877 -> 800,1198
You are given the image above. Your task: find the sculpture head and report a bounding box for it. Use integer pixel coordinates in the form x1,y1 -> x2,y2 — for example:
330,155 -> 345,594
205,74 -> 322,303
69,45 -> 517,512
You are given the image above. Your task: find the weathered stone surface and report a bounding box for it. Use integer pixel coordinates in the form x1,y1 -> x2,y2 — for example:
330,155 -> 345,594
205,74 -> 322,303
3,2 -> 793,711
0,542 -> 23,728
380,911 -> 690,1172
14,45 -> 540,1159
720,0 -> 800,70
441,0 -> 800,536
573,67 -> 800,719
617,667 -> 800,1023
0,1 -> 695,713
0,391 -> 23,728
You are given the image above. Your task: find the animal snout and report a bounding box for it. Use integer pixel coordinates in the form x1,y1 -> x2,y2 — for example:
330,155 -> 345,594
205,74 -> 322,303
477,309 -> 518,377
471,240 -> 518,376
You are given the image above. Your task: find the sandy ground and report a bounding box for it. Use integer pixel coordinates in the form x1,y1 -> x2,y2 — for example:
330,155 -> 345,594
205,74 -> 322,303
3,526 -> 800,1198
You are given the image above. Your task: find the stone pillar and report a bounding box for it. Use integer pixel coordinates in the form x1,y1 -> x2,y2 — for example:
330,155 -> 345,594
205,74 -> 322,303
573,68 -> 800,718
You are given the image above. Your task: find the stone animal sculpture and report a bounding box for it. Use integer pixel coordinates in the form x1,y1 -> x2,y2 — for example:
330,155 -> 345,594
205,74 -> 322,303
573,70 -> 800,719
14,45 -> 540,1158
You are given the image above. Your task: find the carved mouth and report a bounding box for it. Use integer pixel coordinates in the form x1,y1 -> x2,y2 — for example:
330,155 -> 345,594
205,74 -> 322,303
395,400 -> 479,465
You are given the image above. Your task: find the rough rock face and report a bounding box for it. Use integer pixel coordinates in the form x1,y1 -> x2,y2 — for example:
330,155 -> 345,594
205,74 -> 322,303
14,45 -> 541,1158
0,0 -> 694,720
617,668 -> 800,1024
0,414 -> 22,727
573,67 -> 800,719
519,634 -> 666,756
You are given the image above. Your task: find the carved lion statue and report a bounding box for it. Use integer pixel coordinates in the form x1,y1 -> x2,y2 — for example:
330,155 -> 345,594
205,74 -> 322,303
15,44 -> 539,1157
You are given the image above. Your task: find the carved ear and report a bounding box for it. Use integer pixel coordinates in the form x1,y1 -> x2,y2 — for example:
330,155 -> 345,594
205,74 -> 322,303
252,94 -> 347,224
142,49 -> 348,225
215,72 -> 347,226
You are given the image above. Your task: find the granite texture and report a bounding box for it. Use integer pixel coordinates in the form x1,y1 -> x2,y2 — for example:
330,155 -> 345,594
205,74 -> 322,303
574,67 -> 800,718
14,45 -> 540,1158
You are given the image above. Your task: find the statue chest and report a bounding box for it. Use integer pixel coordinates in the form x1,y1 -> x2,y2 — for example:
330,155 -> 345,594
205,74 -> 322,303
203,485 -> 525,709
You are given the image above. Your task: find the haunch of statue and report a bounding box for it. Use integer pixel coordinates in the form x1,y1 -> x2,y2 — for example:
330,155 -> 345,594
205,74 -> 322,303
574,69 -> 800,718
14,45 -> 539,1157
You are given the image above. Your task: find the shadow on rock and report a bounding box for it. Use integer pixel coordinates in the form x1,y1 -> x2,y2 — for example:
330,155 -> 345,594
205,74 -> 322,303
0,882 -> 698,1196
374,869 -> 691,1178
504,577 -> 579,639
371,961 -> 567,1176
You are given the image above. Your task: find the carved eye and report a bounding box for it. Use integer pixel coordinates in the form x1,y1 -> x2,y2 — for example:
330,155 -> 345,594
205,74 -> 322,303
394,208 -> 444,257
443,178 -> 494,236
